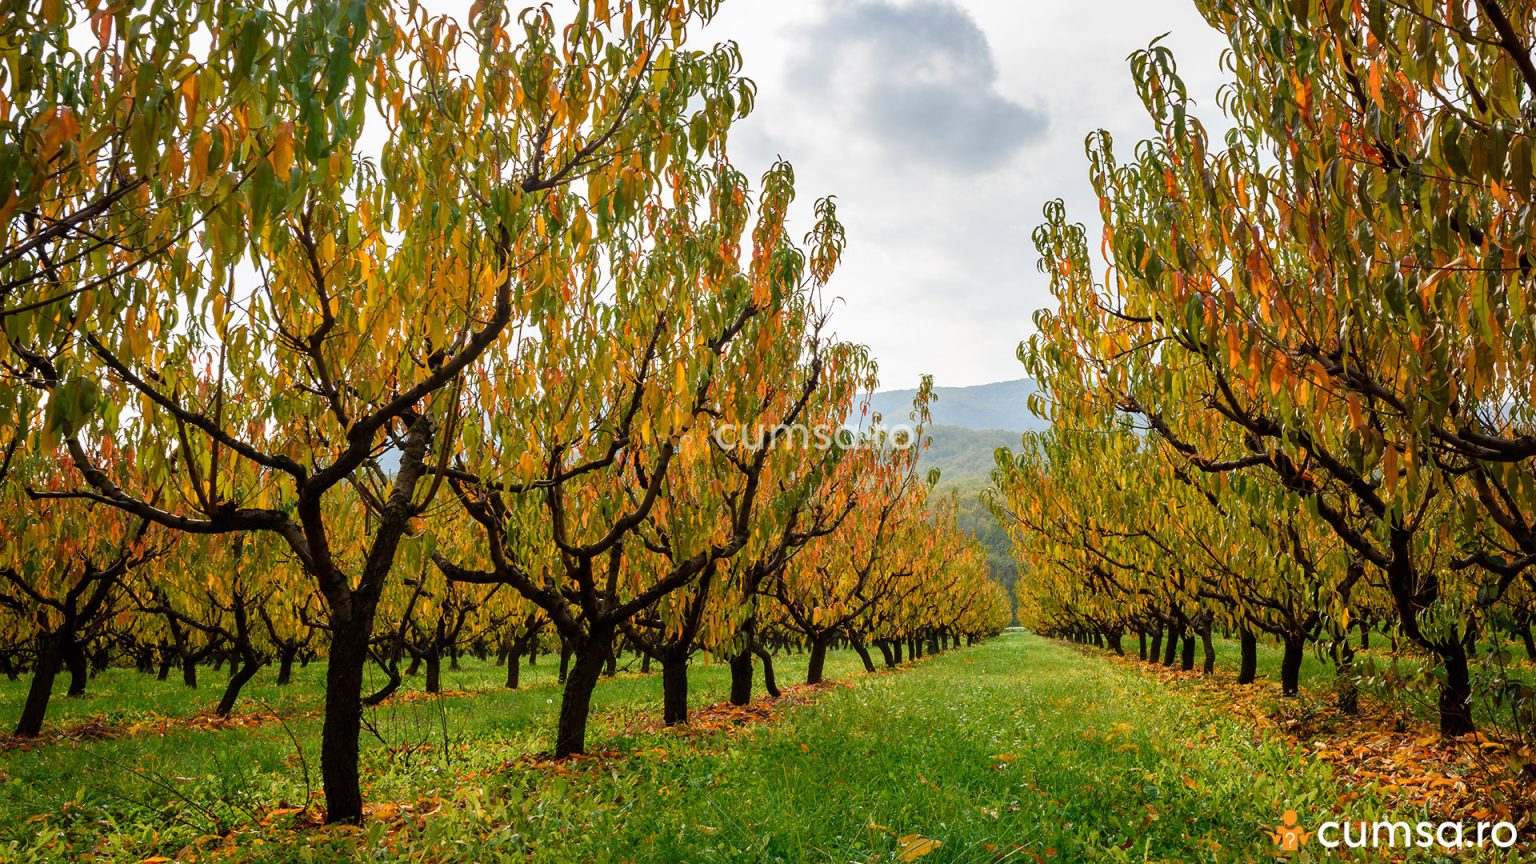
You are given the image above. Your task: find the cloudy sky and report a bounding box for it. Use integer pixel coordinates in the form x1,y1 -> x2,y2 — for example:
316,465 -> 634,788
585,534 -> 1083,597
699,0 -> 1231,389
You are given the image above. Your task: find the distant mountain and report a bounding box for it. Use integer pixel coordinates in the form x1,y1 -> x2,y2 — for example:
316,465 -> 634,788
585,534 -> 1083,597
917,425 -> 1020,482
866,378 -> 1045,435
864,380 -> 1044,625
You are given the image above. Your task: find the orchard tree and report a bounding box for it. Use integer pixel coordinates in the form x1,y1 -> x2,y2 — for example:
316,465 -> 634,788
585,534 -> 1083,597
1019,0 -> 1536,734
0,1 -> 282,448
435,159 -> 852,755
0,448 -> 161,736
23,0 -> 754,823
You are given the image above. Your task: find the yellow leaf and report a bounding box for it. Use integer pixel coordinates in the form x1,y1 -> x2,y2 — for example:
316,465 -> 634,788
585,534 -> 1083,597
897,834 -> 943,862
271,122 -> 295,180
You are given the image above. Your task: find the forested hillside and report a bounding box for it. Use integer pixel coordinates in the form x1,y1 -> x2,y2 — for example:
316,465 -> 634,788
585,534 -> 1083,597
868,379 -> 1043,433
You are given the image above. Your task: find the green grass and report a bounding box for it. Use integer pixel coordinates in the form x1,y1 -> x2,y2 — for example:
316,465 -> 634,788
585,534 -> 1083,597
0,634 -> 1507,863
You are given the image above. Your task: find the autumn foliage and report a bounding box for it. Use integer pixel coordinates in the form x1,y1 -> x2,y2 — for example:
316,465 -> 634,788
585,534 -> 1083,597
0,0 -> 1007,826
996,0 -> 1536,753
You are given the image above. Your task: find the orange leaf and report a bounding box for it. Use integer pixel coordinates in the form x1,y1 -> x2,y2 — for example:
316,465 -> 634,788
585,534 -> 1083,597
897,834 -> 943,862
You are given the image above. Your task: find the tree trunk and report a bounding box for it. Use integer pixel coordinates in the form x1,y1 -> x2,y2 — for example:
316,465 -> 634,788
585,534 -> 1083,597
555,626 -> 615,758
182,655 -> 198,689
15,637 -> 64,738
806,636 -> 830,685
1162,623 -> 1180,666
892,638 -> 903,664
216,658 -> 261,717
276,645 -> 297,686
424,649 -> 441,694
1358,618 -> 1371,650
661,654 -> 688,726
1518,621 -> 1536,662
64,644 -> 88,697
1280,635 -> 1304,697
1149,628 -> 1162,665
1107,631 -> 1124,656
728,650 -> 753,706
851,638 -> 876,673
1199,624 -> 1215,675
1437,641 -> 1475,736
558,640 -> 572,685
1137,630 -> 1148,661
1179,631 -> 1196,671
754,644 -> 781,698
320,624 -> 369,825
1237,629 -> 1257,684
505,648 -> 521,689
876,640 -> 895,668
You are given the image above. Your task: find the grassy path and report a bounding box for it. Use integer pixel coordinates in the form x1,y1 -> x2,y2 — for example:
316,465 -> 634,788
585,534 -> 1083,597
0,633 -> 1428,862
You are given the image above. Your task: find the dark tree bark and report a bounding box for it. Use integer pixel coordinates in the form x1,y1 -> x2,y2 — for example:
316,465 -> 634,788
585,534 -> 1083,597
876,640 -> 895,668
64,644 -> 88,697
14,637 -> 64,738
1237,629 -> 1258,684
728,649 -> 753,706
212,590 -> 266,717
754,643 -> 780,698
1280,634 -> 1305,697
1517,620 -> 1536,661
1438,641 -> 1474,736
1149,628 -> 1163,665
216,657 -> 261,717
805,636 -> 830,685
276,644 -> 298,686
320,623 -> 371,825
851,637 -> 876,673
661,653 -> 688,725
555,625 -> 615,758
1161,622 -> 1180,666
1198,623 -> 1215,675
424,649 -> 442,694
1137,630 -> 1148,661
505,648 -> 521,689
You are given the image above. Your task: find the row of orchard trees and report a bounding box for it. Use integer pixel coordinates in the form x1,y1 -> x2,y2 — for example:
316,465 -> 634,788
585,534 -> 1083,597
0,439 -> 1003,734
0,0 -> 1008,824
992,0 -> 1536,738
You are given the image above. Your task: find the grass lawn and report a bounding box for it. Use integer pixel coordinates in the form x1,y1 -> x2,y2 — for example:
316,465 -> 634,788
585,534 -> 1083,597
0,633 -> 1512,863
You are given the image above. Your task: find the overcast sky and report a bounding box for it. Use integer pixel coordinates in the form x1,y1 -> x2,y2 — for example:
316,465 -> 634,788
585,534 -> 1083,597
700,0 -> 1231,389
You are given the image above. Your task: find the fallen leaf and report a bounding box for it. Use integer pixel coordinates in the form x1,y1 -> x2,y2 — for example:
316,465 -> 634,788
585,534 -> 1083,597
897,833 -> 943,862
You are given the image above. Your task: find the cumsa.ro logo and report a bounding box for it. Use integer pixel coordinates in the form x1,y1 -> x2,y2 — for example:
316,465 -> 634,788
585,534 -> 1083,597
1269,809 -> 1519,852
1269,810 -> 1307,851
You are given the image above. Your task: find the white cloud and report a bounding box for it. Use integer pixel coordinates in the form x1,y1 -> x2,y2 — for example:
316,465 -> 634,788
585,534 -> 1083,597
703,0 -> 1230,388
